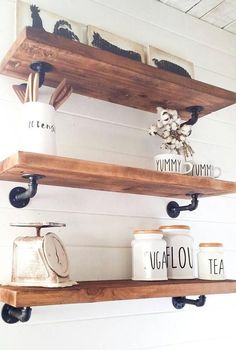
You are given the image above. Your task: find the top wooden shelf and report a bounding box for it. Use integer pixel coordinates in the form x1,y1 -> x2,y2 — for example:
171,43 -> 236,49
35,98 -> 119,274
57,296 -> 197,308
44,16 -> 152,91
1,27 -> 236,117
1,151 -> 236,198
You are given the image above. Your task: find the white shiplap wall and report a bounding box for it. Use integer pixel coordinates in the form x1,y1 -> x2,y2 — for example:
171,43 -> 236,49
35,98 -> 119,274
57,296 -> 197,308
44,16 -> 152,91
0,0 -> 236,349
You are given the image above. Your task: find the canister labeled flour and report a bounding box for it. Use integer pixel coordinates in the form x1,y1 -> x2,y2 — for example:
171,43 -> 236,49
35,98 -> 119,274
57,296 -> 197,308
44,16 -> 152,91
198,243 -> 225,280
159,225 -> 194,279
131,229 -> 167,281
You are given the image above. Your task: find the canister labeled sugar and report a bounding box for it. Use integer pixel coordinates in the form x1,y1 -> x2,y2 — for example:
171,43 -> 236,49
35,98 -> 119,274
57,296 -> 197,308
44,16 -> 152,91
131,229 -> 167,281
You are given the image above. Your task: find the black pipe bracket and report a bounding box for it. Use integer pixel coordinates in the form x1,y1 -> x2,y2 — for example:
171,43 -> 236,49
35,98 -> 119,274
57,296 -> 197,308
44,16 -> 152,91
9,174 -> 45,208
182,106 -> 204,126
167,193 -> 199,218
172,295 -> 206,309
30,61 -> 53,87
1,304 -> 32,324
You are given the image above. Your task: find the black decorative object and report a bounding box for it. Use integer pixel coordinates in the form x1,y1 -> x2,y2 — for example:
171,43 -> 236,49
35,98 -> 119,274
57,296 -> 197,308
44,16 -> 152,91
30,5 -> 45,30
152,58 -> 191,78
172,295 -> 206,309
30,61 -> 53,88
1,304 -> 32,323
92,32 -> 142,62
167,193 -> 199,218
182,106 -> 204,126
53,20 -> 79,41
9,174 -> 45,208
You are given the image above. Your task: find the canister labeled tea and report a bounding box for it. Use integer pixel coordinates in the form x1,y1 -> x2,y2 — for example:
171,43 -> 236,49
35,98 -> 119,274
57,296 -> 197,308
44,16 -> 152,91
131,229 -> 167,281
159,225 -> 194,279
198,243 -> 225,280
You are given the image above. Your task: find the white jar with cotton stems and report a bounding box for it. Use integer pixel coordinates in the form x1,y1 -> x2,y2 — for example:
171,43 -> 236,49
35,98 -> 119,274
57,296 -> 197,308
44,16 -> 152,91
131,229 -> 167,281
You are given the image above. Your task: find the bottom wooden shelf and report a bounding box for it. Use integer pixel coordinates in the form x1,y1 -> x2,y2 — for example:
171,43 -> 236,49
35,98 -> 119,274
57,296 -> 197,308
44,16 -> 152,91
1,279 -> 236,307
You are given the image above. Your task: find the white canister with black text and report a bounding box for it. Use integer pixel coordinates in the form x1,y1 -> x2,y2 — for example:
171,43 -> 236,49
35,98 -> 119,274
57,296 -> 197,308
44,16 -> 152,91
19,102 -> 57,155
132,229 -> 167,281
159,225 -> 194,279
198,243 -> 225,280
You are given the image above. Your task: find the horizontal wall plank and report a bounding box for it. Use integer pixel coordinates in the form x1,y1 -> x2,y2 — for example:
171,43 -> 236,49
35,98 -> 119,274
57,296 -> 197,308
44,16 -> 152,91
1,208 -> 236,247
0,303 -> 235,349
188,0 -> 223,18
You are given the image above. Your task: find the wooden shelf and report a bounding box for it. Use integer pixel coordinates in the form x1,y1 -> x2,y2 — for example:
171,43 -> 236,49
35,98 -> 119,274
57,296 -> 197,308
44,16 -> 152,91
1,27 -> 236,117
1,279 -> 236,307
1,151 -> 236,198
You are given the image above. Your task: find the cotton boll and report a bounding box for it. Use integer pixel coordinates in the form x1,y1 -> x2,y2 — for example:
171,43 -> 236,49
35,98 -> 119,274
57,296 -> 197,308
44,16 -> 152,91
148,125 -> 158,135
160,111 -> 170,125
164,124 -> 171,131
176,117 -> 182,125
168,109 -> 178,120
165,137 -> 172,144
181,124 -> 192,136
157,121 -> 163,128
163,130 -> 170,138
180,135 -> 186,141
175,140 -> 183,149
171,138 -> 177,144
169,144 -> 176,150
171,122 -> 178,130
156,107 -> 164,118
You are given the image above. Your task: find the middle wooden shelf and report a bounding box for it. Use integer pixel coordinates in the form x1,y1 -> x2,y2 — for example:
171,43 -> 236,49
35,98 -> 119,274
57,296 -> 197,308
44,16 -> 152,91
0,151 -> 236,198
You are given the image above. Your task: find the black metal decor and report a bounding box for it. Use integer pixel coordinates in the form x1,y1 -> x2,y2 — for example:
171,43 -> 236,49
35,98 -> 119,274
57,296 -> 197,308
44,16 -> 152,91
30,5 -> 45,30
1,304 -> 32,324
53,20 -> 80,41
152,58 -> 191,78
183,106 -> 204,126
167,193 -> 199,218
172,295 -> 206,309
92,32 -> 142,62
9,174 -> 45,208
30,61 -> 53,87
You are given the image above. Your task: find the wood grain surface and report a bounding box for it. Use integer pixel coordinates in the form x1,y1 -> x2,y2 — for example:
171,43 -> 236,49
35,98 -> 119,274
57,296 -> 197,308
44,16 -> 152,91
1,151 -> 236,198
1,27 -> 236,117
1,279 -> 236,307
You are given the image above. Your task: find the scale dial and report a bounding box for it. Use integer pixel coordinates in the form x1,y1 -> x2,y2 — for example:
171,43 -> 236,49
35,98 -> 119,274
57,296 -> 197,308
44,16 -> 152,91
43,233 -> 69,277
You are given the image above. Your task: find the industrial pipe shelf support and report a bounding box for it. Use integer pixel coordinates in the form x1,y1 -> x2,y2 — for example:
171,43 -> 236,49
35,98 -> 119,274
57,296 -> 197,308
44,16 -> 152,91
1,304 -> 32,324
183,106 -> 204,126
9,174 -> 45,208
172,295 -> 206,309
167,193 -> 199,218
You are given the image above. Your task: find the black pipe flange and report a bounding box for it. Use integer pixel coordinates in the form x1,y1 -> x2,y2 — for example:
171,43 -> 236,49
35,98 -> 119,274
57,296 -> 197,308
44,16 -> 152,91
1,304 -> 32,324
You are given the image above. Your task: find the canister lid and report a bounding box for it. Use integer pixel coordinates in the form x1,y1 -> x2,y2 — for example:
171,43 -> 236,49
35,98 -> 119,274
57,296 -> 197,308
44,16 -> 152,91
159,225 -> 190,230
133,229 -> 162,234
199,242 -> 223,247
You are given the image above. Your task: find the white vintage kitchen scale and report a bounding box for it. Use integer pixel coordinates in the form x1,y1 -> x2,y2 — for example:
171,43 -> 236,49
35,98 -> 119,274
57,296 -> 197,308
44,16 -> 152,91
10,222 -> 76,287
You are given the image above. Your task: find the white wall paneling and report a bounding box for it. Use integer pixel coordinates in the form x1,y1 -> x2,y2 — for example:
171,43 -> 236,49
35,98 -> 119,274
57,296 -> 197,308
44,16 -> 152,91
0,0 -> 236,349
158,0 -> 236,34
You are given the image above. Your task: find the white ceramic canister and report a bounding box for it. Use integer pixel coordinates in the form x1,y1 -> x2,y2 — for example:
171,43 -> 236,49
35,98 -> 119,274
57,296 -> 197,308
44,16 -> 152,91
131,229 -> 167,281
198,243 -> 225,280
159,225 -> 194,279
19,102 -> 57,155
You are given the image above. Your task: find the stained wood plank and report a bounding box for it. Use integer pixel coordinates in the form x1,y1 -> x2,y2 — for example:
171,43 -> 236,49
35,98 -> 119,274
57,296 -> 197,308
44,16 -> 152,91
1,151 -> 236,198
1,27 -> 236,118
1,279 -> 236,307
